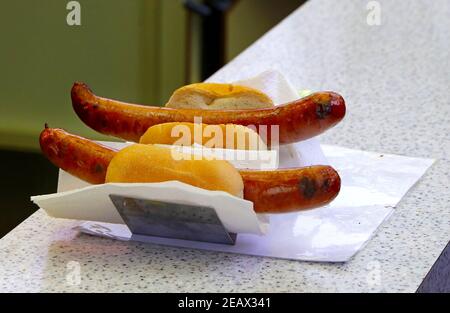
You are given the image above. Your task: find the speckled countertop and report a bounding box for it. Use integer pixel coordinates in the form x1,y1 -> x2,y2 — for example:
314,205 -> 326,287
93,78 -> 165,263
1,0 -> 449,292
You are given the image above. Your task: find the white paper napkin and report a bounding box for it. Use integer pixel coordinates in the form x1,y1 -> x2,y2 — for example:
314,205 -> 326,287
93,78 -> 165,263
32,181 -> 266,235
235,70 -> 328,167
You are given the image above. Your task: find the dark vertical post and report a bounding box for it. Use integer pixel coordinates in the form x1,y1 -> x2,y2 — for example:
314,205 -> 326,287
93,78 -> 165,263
200,0 -> 228,80
184,0 -> 236,81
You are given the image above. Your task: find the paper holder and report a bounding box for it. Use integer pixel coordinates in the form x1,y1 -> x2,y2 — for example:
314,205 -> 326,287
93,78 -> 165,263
109,194 -> 237,245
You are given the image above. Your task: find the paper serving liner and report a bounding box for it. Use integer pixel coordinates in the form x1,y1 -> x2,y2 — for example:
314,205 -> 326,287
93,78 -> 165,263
32,180 -> 267,235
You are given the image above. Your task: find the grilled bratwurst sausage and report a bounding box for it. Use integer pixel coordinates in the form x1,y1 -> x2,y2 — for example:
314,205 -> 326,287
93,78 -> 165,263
40,127 -> 341,213
71,82 -> 345,145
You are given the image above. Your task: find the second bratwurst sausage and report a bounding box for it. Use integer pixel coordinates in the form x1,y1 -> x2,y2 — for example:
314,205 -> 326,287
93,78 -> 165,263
71,82 -> 346,145
40,127 -> 341,213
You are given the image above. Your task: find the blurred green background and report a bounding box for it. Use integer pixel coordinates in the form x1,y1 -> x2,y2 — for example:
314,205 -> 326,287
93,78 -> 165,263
0,0 -> 304,237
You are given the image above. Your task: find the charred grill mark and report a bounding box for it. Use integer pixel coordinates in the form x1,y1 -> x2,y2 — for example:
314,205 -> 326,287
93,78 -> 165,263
299,176 -> 316,199
94,163 -> 104,173
313,93 -> 333,119
316,102 -> 332,119
322,178 -> 330,191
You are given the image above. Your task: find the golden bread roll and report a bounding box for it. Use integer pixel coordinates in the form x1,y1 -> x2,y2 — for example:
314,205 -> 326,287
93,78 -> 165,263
165,83 -> 274,110
139,122 -> 267,150
105,144 -> 244,197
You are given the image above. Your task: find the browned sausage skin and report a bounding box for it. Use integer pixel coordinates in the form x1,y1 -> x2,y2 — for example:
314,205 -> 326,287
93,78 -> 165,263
40,127 -> 341,213
71,82 -> 345,145
239,166 -> 340,213
39,126 -> 117,184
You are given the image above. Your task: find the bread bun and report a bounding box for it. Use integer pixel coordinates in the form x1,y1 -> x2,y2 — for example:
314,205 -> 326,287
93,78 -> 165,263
105,144 -> 244,197
139,122 -> 267,150
165,83 -> 274,110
